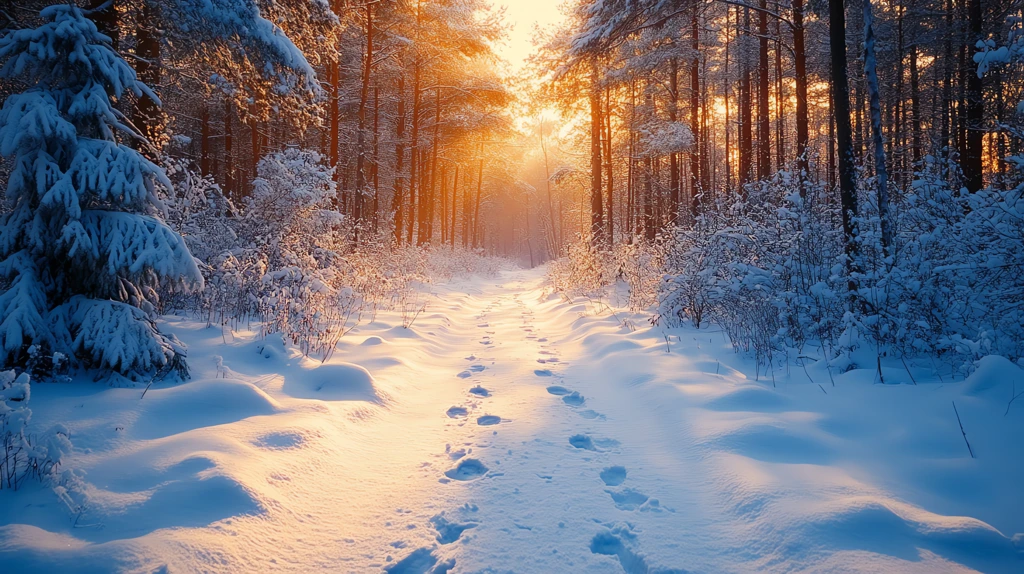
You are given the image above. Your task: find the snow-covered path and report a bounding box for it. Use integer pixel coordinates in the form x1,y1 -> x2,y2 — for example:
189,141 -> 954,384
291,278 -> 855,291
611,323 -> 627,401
2,266 -> 1022,573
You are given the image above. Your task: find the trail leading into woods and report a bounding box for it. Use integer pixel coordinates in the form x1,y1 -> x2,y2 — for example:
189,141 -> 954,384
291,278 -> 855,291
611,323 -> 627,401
2,266 -> 1022,573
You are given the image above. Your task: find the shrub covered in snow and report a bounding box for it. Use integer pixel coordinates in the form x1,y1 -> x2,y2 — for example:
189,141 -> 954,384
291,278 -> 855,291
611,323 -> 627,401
549,235 -> 664,313
1,370 -> 72,491
0,6 -> 202,378
159,146 -> 507,358
656,161 -> 1024,374
549,236 -> 614,299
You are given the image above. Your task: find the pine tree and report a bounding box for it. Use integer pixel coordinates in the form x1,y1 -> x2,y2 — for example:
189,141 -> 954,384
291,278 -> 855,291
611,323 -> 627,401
0,5 -> 202,378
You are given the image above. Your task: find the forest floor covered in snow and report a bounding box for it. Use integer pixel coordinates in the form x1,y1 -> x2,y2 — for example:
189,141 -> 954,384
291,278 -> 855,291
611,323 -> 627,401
1,266 -> 1023,573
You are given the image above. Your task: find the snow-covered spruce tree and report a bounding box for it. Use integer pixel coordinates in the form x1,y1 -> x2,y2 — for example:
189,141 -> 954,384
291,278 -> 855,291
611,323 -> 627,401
0,6 -> 202,379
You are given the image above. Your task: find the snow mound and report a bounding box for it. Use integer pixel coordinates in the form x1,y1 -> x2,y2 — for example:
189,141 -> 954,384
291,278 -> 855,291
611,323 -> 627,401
800,497 -> 1017,566
964,355 -> 1023,397
93,473 -> 263,540
282,362 -> 379,402
705,423 -> 834,465
704,386 -> 794,412
133,379 -> 281,440
256,333 -> 288,361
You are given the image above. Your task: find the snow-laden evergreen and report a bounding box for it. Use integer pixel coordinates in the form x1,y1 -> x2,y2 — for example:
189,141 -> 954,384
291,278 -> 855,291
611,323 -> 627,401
0,5 -> 202,378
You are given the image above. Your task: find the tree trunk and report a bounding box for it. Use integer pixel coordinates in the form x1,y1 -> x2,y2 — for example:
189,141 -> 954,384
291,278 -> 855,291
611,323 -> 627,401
830,0 -> 860,278
88,0 -> 118,51
423,88 -> 441,245
407,55 -> 421,244
473,143 -> 484,248
724,7 -> 732,194
775,16 -> 785,171
392,68 -> 406,244
200,103 -> 210,175
793,0 -> 809,193
540,119 -> 558,254
248,102 -> 261,196
757,0 -> 770,180
224,98 -> 234,199
669,57 -> 680,221
604,87 -> 614,244
690,10 -> 701,215
863,0 -> 892,252
354,2 -> 374,237
372,83 -> 380,234
965,0 -> 984,192
590,61 -> 604,244
739,6 -> 753,194
451,163 -> 459,248
133,0 -> 160,158
329,57 -> 340,195
909,40 -> 922,166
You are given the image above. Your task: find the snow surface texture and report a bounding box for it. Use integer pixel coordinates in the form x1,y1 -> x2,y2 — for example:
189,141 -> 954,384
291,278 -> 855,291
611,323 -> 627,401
1,267 -> 1022,572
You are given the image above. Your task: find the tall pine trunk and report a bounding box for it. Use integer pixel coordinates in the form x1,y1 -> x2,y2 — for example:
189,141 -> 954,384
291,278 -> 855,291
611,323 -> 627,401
830,0 -> 860,280
690,10 -> 701,215
863,0 -> 892,252
355,3 -> 374,237
590,61 -> 604,244
133,1 -> 160,158
965,0 -> 984,192
757,0 -> 770,180
793,0 -> 810,193
392,69 -> 406,244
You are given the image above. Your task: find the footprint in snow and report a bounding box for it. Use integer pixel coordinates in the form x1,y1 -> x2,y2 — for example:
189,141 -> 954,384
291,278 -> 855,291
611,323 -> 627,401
546,385 -> 571,396
457,370 -> 473,379
446,406 -> 468,418
384,547 -> 455,574
444,458 -> 488,481
589,527 -> 666,574
477,415 -> 501,426
562,391 -> 585,406
468,364 -> 486,372
431,514 -> 477,544
570,434 -> 619,452
600,466 -> 627,486
569,434 -> 596,450
606,488 -> 667,513
534,369 -> 553,376
469,386 -> 490,397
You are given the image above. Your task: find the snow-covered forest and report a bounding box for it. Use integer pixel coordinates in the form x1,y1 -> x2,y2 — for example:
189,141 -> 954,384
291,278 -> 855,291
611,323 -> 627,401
1,0 -> 1023,571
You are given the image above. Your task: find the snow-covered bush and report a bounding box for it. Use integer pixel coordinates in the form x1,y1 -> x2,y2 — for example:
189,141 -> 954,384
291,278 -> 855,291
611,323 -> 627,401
237,148 -> 350,354
0,6 -> 203,379
154,146 -> 509,356
1,370 -> 72,490
162,158 -> 238,264
859,158 -> 1024,371
549,236 -> 613,299
611,239 -> 664,312
656,154 -> 1024,375
658,171 -> 848,368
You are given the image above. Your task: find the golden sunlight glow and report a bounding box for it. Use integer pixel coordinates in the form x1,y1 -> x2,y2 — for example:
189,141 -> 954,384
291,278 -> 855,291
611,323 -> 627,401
489,0 -> 566,74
